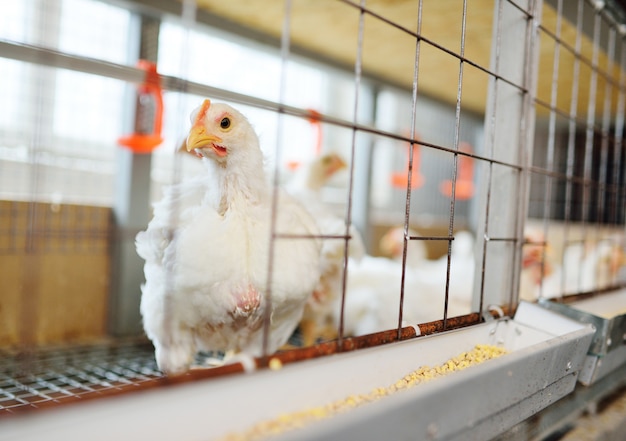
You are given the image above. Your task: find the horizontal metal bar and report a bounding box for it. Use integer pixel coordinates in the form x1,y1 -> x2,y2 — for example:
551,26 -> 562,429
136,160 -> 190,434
408,235 -> 455,241
484,236 -> 518,242
273,233 -> 353,240
0,39 -> 525,171
0,39 -> 145,83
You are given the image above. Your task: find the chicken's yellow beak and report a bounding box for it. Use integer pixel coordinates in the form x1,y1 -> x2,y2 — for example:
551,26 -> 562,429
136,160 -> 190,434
186,98 -> 221,152
331,155 -> 347,173
186,125 -> 222,152
322,154 -> 347,177
379,228 -> 403,258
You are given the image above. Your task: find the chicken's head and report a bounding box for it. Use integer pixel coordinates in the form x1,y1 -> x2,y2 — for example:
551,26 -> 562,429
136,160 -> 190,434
379,226 -> 406,259
185,99 -> 260,166
320,153 -> 347,177
305,153 -> 347,190
521,234 -> 554,285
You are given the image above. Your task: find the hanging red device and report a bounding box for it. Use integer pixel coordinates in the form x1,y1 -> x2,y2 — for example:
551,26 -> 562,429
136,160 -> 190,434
391,133 -> 424,189
285,108 -> 323,171
118,60 -> 164,154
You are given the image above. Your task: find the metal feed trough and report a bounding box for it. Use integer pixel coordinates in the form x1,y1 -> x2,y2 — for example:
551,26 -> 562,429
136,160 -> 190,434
539,289 -> 626,386
0,302 -> 594,441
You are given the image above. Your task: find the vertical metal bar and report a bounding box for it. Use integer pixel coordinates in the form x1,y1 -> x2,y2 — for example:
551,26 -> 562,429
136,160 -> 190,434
514,0 -> 543,306
611,35 -> 626,226
478,0 -> 504,315
539,0 -> 563,299
561,0 -> 584,295
442,0 -> 469,329
158,0 -> 196,360
397,0 -> 423,338
341,42 -> 376,344
477,0 -> 542,310
263,0 -> 293,356
20,0 -> 63,348
109,13 -> 156,337
597,26 -> 616,231
577,7 -> 601,290
582,9 -> 602,220
338,0 -> 367,347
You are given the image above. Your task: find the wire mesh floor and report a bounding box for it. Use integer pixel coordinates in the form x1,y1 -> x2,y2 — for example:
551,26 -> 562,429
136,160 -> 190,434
0,339 -> 163,415
0,327 -> 314,416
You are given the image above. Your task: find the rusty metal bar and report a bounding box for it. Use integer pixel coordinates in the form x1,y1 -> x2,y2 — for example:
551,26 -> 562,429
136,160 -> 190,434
337,0 -> 368,348
398,0 -> 424,339
441,0 -> 470,329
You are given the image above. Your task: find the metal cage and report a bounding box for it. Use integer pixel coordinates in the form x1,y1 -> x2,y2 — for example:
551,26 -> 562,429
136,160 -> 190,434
2,0 -> 626,439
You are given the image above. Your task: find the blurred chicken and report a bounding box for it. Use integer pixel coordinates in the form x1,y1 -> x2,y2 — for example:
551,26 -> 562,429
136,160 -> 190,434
378,226 -> 428,266
340,254 -> 412,336
286,153 -> 347,199
563,239 -> 626,293
286,153 -> 366,345
594,240 -> 626,288
410,231 -> 475,318
519,230 -> 626,301
518,229 -> 558,301
137,99 -> 322,375
340,231 -> 475,336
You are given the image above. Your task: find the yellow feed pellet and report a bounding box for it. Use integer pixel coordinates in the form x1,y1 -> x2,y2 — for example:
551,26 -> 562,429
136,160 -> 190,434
217,344 -> 507,441
268,358 -> 283,371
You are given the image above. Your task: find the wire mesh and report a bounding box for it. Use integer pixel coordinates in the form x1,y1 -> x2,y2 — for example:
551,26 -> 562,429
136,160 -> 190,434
525,0 -> 626,300
0,0 -> 626,419
0,340 -> 161,415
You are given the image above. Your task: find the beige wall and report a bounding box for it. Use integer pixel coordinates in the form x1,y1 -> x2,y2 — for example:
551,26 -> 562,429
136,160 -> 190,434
0,200 -> 111,347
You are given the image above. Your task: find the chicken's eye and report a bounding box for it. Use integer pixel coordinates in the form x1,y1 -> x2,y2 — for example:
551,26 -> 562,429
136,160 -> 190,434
220,117 -> 231,130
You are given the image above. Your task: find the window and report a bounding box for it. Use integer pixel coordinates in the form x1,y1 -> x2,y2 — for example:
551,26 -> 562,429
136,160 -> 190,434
0,0 -> 132,205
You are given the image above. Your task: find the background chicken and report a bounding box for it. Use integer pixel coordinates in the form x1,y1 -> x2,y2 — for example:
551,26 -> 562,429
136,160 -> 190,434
136,99 -> 322,375
519,229 -> 626,301
286,153 -> 366,345
378,226 -> 429,266
340,230 -> 475,336
410,230 -> 475,317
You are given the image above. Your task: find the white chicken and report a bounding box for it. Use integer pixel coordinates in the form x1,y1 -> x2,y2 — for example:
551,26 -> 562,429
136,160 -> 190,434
518,230 -> 557,301
340,231 -> 475,336
409,230 -> 475,320
519,231 -> 626,301
137,99 -> 322,375
378,226 -> 429,266
285,152 -> 348,199
286,153 -> 366,345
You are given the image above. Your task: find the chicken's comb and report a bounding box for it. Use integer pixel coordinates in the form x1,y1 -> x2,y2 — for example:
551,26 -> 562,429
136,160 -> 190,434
193,99 -> 211,127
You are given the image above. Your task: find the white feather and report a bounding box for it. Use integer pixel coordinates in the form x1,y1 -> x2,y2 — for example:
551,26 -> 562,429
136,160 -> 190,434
285,153 -> 365,344
137,101 -> 322,375
340,231 -> 475,336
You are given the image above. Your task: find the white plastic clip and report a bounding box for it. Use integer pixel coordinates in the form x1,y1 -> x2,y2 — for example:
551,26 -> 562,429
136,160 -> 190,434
402,321 -> 421,337
410,323 -> 421,337
483,304 -> 505,321
487,305 -> 504,318
488,304 -> 505,319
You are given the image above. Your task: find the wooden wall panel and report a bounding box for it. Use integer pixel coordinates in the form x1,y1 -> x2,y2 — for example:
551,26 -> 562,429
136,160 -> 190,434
0,256 -> 22,347
195,0 -> 622,118
0,201 -> 112,348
